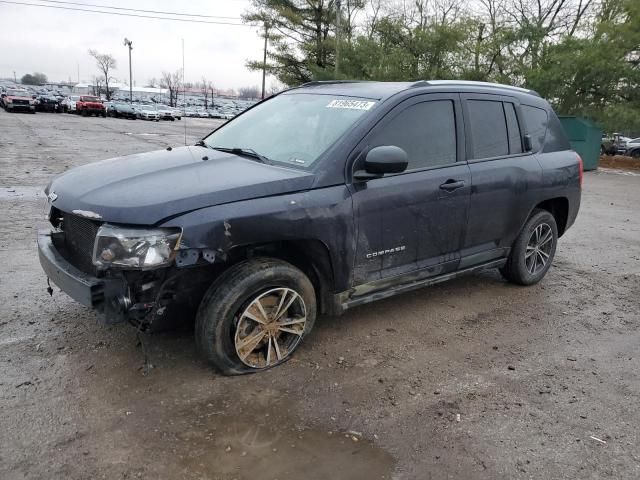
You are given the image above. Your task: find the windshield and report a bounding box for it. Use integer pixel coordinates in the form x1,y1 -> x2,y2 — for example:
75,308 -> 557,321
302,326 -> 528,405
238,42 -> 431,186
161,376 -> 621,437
6,89 -> 29,97
203,93 -> 377,168
81,96 -> 100,102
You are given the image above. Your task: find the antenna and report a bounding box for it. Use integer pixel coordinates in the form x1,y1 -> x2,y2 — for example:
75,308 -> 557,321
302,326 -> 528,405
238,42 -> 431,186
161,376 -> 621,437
182,38 -> 187,146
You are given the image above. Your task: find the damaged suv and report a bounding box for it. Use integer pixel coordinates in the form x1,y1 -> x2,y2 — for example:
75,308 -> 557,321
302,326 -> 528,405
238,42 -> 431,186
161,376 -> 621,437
38,80 -> 581,374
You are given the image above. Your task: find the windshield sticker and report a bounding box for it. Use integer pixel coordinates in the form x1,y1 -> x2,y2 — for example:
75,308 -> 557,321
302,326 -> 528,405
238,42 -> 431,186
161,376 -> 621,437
326,99 -> 375,110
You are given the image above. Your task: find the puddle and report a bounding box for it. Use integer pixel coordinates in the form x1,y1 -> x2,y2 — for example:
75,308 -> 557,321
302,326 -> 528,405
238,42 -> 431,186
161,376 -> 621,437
0,186 -> 44,200
174,397 -> 395,480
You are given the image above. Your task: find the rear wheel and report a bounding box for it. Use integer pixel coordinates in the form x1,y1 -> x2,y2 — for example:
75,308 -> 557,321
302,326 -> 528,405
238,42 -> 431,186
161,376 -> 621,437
500,209 -> 558,286
195,258 -> 316,375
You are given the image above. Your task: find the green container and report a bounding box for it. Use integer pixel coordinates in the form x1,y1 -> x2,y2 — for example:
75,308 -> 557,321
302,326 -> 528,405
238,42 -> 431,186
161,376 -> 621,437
558,116 -> 602,171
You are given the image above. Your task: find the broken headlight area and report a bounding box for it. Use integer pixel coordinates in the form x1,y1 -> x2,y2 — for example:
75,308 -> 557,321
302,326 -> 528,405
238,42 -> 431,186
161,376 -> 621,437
92,225 -> 182,269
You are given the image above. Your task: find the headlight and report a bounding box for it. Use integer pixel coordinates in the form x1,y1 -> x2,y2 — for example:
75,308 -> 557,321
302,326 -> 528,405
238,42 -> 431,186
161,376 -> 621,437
92,225 -> 182,269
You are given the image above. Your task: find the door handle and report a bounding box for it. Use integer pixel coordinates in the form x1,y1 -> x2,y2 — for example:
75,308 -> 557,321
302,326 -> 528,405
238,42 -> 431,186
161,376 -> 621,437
439,179 -> 465,191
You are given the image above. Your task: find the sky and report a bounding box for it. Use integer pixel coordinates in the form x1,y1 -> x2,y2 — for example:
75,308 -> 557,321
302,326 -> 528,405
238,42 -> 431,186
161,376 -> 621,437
0,0 -> 267,90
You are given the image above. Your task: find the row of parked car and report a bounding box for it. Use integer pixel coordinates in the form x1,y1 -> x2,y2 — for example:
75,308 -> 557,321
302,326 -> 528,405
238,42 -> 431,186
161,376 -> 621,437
601,133 -> 640,158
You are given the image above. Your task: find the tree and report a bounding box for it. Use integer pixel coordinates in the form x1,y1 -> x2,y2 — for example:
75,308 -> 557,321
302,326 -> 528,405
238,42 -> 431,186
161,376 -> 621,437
160,69 -> 183,107
243,0 -> 351,85
21,72 -> 47,85
91,75 -> 104,97
88,49 -> 116,100
238,86 -> 260,99
201,77 -> 212,109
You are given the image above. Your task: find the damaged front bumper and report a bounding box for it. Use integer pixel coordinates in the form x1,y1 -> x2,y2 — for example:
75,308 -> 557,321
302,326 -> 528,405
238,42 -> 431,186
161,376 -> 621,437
37,229 -> 214,328
38,230 -> 129,323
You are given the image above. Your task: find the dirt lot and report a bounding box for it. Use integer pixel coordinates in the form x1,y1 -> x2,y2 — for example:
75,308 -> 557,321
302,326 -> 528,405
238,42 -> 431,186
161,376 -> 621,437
1,109 -> 639,480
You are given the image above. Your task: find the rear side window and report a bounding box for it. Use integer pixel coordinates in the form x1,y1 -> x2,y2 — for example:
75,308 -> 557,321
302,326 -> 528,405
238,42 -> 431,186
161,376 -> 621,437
467,100 -> 509,158
372,100 -> 456,170
521,105 -> 548,152
504,103 -> 523,154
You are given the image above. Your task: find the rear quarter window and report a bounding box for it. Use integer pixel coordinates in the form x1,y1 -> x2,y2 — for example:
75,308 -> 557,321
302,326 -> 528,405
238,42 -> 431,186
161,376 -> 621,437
521,105 -> 548,152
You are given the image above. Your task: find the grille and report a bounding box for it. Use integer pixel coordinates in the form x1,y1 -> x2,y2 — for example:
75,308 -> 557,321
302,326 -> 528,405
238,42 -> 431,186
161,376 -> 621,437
13,99 -> 29,106
60,213 -> 101,274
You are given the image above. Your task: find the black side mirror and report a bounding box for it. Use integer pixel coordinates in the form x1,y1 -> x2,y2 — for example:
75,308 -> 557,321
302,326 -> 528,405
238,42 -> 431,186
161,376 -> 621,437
523,134 -> 533,152
354,145 -> 408,181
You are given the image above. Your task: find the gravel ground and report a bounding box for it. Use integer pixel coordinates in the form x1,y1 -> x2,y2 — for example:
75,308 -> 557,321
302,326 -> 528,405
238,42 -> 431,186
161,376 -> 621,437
0,109 -> 639,480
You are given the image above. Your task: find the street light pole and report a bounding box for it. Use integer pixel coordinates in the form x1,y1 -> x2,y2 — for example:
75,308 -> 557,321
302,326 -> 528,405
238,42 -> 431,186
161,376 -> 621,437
261,21 -> 269,100
123,38 -> 133,102
335,0 -> 341,76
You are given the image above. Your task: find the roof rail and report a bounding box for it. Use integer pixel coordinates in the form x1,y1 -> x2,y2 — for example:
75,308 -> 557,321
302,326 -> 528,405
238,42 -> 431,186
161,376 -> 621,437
411,79 -> 540,97
300,80 -> 364,87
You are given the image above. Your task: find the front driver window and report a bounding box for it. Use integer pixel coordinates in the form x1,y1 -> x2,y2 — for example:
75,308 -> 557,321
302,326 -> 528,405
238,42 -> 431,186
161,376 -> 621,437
370,100 -> 457,170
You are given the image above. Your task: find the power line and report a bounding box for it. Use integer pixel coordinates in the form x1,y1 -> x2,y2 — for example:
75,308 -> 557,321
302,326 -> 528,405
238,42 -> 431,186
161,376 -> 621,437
35,0 -> 242,20
0,0 -> 253,26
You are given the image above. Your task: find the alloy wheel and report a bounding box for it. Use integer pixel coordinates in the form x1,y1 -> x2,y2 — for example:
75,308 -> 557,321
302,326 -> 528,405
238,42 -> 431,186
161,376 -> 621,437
234,288 -> 307,369
525,223 -> 553,275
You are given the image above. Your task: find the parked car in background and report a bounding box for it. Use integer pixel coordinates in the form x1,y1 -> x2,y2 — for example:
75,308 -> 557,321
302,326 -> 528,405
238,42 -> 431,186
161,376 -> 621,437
625,138 -> 640,158
61,95 -> 80,113
35,95 -> 62,113
38,80 -> 581,374
76,95 -> 106,117
601,133 -> 631,155
168,107 -> 182,120
109,102 -> 137,119
1,88 -> 36,113
135,104 -> 160,121
154,104 -> 175,121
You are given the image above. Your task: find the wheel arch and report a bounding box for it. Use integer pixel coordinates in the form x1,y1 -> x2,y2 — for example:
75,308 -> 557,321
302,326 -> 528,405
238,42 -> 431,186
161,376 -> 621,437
226,239 -> 337,316
532,197 -> 569,236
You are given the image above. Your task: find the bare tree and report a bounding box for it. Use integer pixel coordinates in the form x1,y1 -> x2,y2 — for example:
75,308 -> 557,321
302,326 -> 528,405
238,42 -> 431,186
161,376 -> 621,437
160,69 -> 183,107
88,49 -> 116,100
238,86 -> 260,100
90,75 -> 103,97
201,77 -> 212,110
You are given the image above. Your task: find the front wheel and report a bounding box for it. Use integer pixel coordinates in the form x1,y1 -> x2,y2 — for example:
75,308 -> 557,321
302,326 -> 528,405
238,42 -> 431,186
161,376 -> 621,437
500,209 -> 558,286
195,258 -> 316,375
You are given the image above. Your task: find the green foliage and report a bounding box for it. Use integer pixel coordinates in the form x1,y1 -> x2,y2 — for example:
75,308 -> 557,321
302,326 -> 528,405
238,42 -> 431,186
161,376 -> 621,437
21,72 -> 47,85
244,0 -> 640,134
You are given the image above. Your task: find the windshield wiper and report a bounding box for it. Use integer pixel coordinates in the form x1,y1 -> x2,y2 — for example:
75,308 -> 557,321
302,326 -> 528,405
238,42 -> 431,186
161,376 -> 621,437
211,147 -> 271,164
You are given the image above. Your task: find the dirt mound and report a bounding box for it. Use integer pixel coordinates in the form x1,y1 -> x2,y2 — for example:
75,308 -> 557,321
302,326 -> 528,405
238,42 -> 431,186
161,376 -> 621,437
599,155 -> 640,171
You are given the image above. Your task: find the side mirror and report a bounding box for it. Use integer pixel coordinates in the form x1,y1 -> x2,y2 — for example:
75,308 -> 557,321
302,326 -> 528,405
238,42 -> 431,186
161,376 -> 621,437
523,134 -> 533,152
354,146 -> 408,181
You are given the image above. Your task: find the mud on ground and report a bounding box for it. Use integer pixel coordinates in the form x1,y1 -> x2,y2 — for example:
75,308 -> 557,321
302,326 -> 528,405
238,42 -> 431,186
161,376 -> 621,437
1,110 -> 639,479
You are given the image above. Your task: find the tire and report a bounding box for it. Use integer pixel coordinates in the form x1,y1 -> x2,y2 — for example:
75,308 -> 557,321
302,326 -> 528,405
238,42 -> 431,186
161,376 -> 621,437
631,150 -> 640,159
195,258 -> 317,375
500,209 -> 558,286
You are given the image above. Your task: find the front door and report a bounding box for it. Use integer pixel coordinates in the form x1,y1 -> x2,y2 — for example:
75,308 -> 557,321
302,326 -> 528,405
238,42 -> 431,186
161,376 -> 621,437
348,94 -> 471,288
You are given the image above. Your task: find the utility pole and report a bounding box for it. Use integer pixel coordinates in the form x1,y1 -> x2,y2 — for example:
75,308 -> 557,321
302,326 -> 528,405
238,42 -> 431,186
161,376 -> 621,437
13,71 -> 17,83
123,38 -> 133,102
335,0 -> 341,76
77,63 -> 80,84
261,21 -> 269,99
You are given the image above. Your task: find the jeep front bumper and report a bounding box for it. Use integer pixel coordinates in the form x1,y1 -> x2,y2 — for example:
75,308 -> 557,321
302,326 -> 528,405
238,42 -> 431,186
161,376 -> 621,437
37,230 -> 128,323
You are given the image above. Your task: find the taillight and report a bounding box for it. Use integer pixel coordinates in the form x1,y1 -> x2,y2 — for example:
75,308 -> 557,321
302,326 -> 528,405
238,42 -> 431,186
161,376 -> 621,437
577,153 -> 583,187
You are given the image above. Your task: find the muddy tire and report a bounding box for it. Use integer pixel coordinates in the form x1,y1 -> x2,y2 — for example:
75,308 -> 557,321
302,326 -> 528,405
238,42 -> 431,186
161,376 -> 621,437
500,209 -> 558,286
195,258 -> 316,375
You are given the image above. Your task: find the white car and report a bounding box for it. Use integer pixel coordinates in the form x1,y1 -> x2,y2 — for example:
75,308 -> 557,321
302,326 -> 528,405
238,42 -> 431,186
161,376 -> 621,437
135,104 -> 160,121
62,95 -> 80,113
625,137 -> 640,149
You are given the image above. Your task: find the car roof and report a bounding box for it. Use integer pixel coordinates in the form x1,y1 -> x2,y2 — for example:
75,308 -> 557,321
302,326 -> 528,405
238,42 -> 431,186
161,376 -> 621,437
288,79 -> 542,103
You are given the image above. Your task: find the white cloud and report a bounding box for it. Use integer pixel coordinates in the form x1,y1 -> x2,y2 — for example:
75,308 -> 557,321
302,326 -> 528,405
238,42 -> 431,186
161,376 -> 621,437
0,0 -> 266,89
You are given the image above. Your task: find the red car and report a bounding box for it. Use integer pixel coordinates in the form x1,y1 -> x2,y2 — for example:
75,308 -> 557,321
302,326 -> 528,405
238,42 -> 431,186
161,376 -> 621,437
76,95 -> 106,117
1,88 -> 36,113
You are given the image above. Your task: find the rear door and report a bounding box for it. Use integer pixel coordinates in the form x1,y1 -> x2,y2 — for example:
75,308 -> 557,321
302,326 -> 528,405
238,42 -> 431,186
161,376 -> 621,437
349,93 -> 471,286
460,94 -> 543,267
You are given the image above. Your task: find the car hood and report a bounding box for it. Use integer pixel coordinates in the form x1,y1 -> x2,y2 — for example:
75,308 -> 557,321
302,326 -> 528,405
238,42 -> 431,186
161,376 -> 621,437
46,146 -> 315,225
7,95 -> 31,100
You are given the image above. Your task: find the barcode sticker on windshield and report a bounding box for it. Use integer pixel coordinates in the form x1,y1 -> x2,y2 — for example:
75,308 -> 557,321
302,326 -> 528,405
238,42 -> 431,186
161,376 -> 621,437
326,99 -> 375,110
